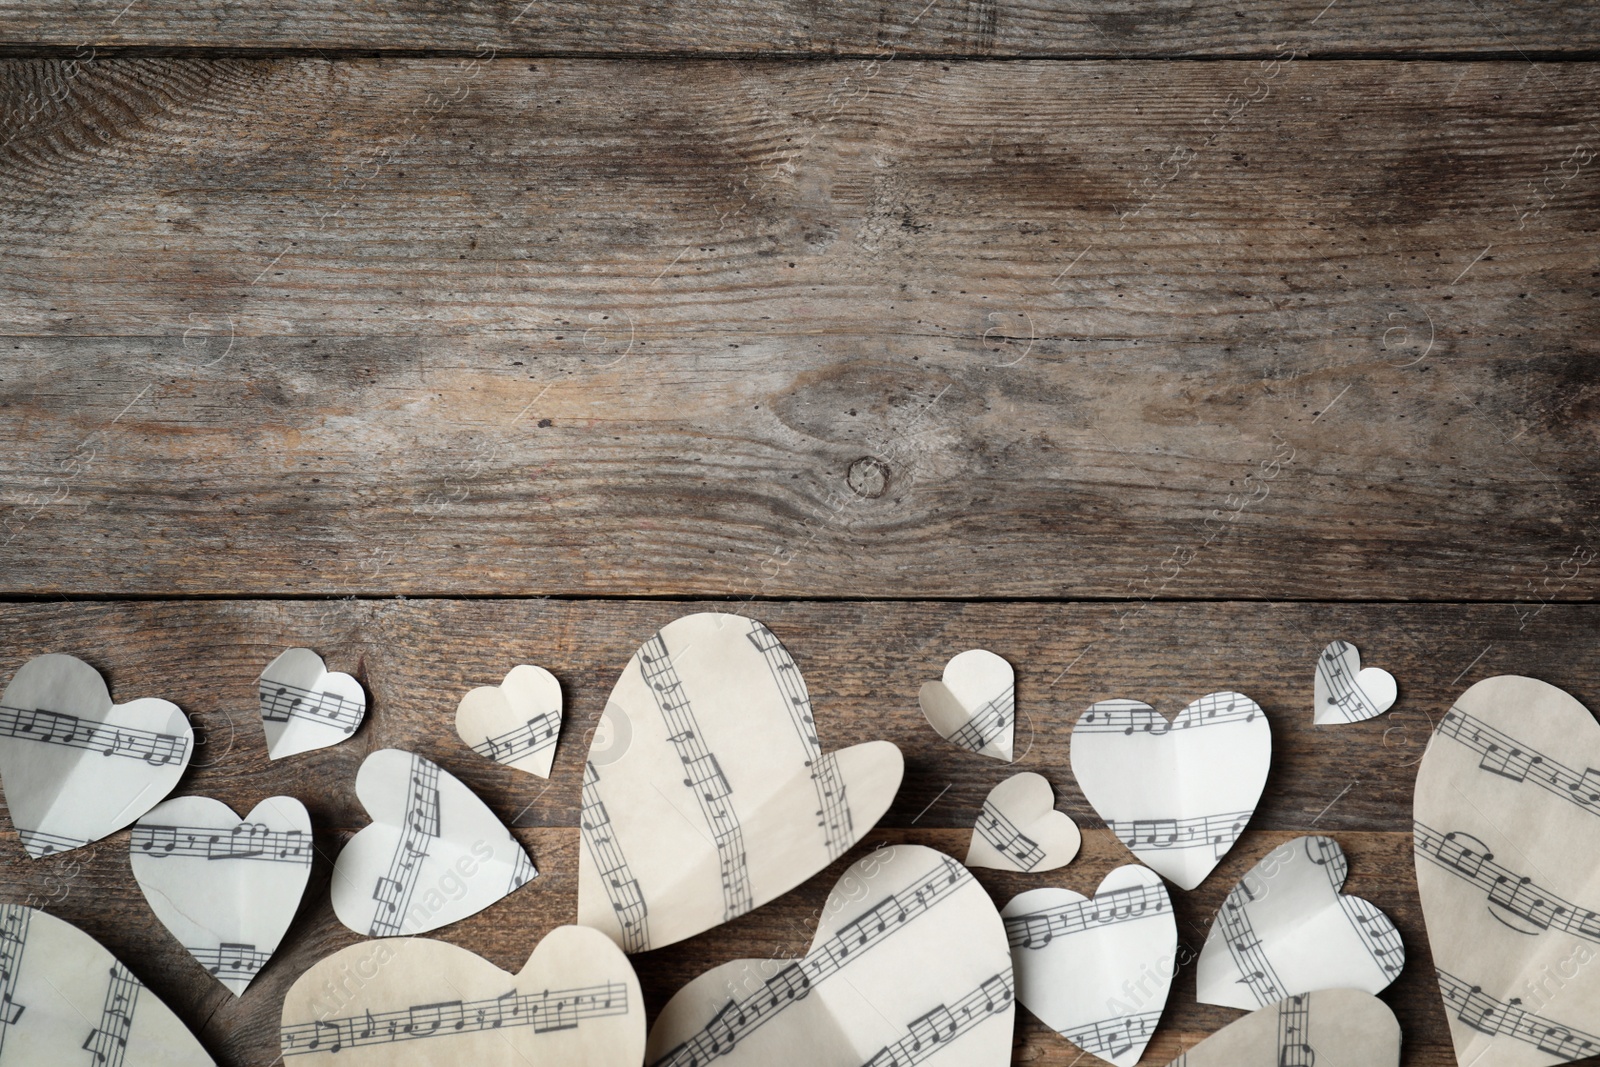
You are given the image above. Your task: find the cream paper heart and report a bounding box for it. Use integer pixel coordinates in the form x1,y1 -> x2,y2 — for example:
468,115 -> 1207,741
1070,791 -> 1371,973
1070,692 -> 1270,890
919,649 -> 1015,761
578,612 -> 903,953
1003,865 -> 1176,1067
331,748 -> 536,937
1415,675 -> 1600,1067
131,794 -> 313,996
1165,988 -> 1399,1067
967,772 -> 1080,873
278,924 -> 643,1064
0,903 -> 213,1065
455,664 -> 563,778
646,844 -> 1013,1067
1197,835 -> 1403,1009
1312,640 -> 1398,725
0,653 -> 193,858
257,648 -> 366,759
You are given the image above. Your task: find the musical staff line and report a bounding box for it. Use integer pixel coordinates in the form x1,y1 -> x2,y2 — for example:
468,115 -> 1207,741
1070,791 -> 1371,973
1276,994 -> 1316,1067
860,972 -> 1014,1066
0,704 -> 187,767
948,690 -> 1013,753
1216,877 -> 1285,1006
18,828 -> 87,857
131,822 -> 311,865
0,906 -> 29,1056
1077,693 -> 1258,735
1415,821 -> 1600,943
1315,642 -> 1382,724
973,800 -> 1045,872
1437,706 -> 1600,819
190,943 -> 272,983
368,754 -> 442,938
258,680 -> 363,735
1105,810 -> 1253,859
472,709 -> 561,765
82,961 -> 141,1067
581,762 -> 650,952
1438,968 -> 1600,1060
1055,1009 -> 1161,1062
1006,883 -> 1172,950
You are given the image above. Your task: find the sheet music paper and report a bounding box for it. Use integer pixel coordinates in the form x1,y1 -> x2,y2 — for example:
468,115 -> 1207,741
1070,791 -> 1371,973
1003,864 -> 1176,1067
1196,835 -> 1403,1008
1415,675 -> 1600,1067
0,653 -> 193,859
1312,641 -> 1397,725
578,613 -> 903,953
130,795 -> 313,996
645,843 -> 1013,1067
1166,988 -> 1399,1067
455,664 -> 563,778
919,650 -> 1015,761
331,748 -> 536,937
257,648 -> 366,760
966,772 -> 1080,873
1071,692 -> 1270,890
279,924 -> 643,1065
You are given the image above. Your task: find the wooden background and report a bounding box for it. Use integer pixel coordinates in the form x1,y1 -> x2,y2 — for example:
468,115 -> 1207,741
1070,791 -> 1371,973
1,0 -> 1597,1064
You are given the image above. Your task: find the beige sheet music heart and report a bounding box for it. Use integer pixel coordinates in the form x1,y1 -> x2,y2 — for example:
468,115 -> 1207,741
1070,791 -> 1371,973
919,649 -> 1015,761
455,664 -> 563,778
278,924 -> 644,1064
578,612 -> 903,953
0,653 -> 193,859
645,844 -> 1013,1067
257,648 -> 366,759
1165,989 -> 1398,1066
1312,641 -> 1397,725
966,772 -> 1080,873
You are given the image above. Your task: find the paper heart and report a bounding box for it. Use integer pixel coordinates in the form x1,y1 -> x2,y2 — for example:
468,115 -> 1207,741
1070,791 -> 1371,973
0,653 -> 193,858
455,664 -> 563,778
1164,988 -> 1399,1067
967,772 -> 1080,873
257,648 -> 366,759
1003,865 -> 1176,1067
1070,692 -> 1270,890
578,612 -> 903,952
0,903 -> 213,1065
646,844 -> 1013,1067
331,748 -> 536,937
130,794 -> 313,995
1415,675 -> 1600,1067
1313,640 -> 1398,725
919,649 -> 1015,761
1197,835 -> 1403,1008
279,924 -> 643,1064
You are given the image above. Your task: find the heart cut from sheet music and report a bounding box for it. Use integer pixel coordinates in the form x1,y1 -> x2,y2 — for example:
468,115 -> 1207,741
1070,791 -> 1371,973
1196,835 -> 1404,1009
578,612 -> 903,953
967,772 -> 1080,873
1312,640 -> 1397,725
1003,865 -> 1176,1067
331,748 -> 537,937
1070,692 -> 1270,890
455,664 -> 563,778
257,647 -> 366,759
0,653 -> 193,859
645,844 -> 1013,1067
919,649 -> 1015,761
1164,989 -> 1399,1067
130,794 -> 313,996
279,924 -> 644,1065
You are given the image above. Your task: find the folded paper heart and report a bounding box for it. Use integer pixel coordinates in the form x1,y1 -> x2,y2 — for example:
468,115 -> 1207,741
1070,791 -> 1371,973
257,647 -> 366,759
578,612 -> 903,952
967,772 -> 1080,873
1004,865 -> 1176,1067
1070,692 -> 1271,890
331,748 -> 536,937
1164,988 -> 1399,1067
0,653 -> 193,858
455,663 -> 563,777
919,649 -> 1015,761
1197,835 -> 1404,1009
279,924 -> 644,1064
1313,640 -> 1397,725
646,844 -> 1013,1067
131,794 -> 313,995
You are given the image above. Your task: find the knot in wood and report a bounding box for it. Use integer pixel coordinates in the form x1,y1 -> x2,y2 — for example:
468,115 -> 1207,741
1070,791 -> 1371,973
847,456 -> 891,499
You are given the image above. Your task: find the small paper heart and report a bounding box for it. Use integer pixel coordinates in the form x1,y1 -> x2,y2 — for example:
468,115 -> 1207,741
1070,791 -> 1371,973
257,648 -> 366,759
1161,989 -> 1399,1066
920,649 -> 1015,761
455,664 -> 563,778
1312,640 -> 1398,725
967,772 -> 1080,873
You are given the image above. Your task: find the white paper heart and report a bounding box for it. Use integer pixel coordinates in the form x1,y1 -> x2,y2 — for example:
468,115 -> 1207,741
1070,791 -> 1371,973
279,924 -> 643,1064
1164,989 -> 1399,1067
1070,692 -> 1271,890
967,771 -> 1080,873
455,664 -> 563,778
0,903 -> 213,1065
257,648 -> 366,760
920,649 -> 1015,761
1003,865 -> 1176,1067
1313,640 -> 1398,725
646,844 -> 1013,1067
130,794 -> 313,996
1197,835 -> 1403,1008
0,653 -> 193,858
578,612 -> 903,953
331,748 -> 536,937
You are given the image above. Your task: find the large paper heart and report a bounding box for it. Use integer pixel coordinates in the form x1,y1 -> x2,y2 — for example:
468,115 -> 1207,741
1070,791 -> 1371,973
1003,865 -> 1176,1066
919,649 -> 1015,761
1313,640 -> 1397,725
646,844 -> 1012,1067
0,653 -> 193,858
1164,989 -> 1399,1066
578,612 -> 903,952
279,924 -> 643,1064
1415,675 -> 1600,1067
0,903 -> 213,1065
257,648 -> 366,759
967,771 -> 1080,873
331,748 -> 536,936
455,664 -> 563,778
131,794 -> 313,995
1070,692 -> 1270,890
1196,835 -> 1403,1008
